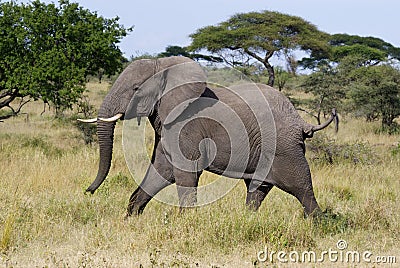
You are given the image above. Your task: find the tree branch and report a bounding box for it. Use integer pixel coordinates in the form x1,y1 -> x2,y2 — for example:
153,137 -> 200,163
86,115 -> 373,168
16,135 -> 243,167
296,107 -> 319,122
15,98 -> 31,114
264,50 -> 275,61
217,53 -> 235,68
0,97 -> 31,121
0,89 -> 19,108
244,49 -> 276,86
244,48 -> 265,64
0,90 -> 12,99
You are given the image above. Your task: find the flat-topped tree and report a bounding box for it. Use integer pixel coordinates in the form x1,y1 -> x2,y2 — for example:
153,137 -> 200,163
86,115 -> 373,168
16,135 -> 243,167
300,34 -> 400,69
189,10 -> 330,86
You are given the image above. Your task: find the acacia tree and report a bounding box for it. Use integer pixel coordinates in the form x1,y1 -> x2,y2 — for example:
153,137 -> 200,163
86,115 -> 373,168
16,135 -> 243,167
300,34 -> 400,69
0,0 -> 132,120
189,11 -> 330,86
330,34 -> 400,62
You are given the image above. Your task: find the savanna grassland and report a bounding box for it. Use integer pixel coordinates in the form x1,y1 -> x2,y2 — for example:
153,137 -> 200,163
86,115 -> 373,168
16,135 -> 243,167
1,82 -> 400,267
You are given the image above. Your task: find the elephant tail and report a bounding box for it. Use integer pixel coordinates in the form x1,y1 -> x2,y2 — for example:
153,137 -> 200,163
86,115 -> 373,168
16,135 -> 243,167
304,108 -> 339,138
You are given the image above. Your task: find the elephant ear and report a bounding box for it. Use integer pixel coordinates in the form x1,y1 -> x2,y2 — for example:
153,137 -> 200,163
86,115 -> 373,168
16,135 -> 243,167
125,61 -> 207,125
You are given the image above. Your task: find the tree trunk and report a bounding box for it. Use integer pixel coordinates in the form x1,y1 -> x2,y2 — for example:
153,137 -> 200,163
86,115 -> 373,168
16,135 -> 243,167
265,61 -> 275,87
243,49 -> 275,87
381,113 -> 394,132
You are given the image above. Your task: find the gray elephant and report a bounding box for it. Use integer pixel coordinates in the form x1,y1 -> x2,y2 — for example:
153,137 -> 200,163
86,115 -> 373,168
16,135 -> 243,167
79,56 -> 337,217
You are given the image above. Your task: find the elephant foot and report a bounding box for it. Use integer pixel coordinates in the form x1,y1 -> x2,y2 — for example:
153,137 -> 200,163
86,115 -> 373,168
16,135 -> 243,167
126,201 -> 147,218
306,207 -> 326,223
124,211 -> 141,220
124,208 -> 145,221
126,187 -> 153,217
245,190 -> 263,211
177,188 -> 197,208
245,181 -> 274,211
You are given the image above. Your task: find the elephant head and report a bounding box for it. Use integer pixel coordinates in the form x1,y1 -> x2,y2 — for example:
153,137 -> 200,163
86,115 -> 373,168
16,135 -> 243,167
80,56 -> 207,193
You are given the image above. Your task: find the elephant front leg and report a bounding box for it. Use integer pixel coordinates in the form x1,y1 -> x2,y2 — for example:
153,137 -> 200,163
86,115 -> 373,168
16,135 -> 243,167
126,147 -> 174,217
174,167 -> 201,209
244,179 -> 274,211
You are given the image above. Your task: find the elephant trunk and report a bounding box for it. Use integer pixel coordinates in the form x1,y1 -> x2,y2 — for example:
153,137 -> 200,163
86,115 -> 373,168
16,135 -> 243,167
86,120 -> 116,194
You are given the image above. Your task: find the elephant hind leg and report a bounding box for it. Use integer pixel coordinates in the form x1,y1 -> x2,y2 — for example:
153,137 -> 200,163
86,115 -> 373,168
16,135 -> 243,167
272,154 -> 321,217
244,179 -> 274,211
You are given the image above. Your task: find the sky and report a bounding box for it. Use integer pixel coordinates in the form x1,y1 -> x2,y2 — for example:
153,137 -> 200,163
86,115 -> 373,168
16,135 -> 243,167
22,0 -> 400,57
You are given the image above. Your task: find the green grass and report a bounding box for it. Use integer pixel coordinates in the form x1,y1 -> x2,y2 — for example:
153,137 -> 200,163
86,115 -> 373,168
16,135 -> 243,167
1,83 -> 399,267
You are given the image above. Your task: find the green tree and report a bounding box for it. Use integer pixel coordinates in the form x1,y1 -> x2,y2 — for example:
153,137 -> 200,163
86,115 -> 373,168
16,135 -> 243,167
299,34 -> 400,130
349,65 -> 400,132
189,10 -> 330,86
301,64 -> 346,124
300,34 -> 400,69
274,66 -> 291,91
0,0 -> 132,120
332,44 -> 386,66
330,34 -> 400,62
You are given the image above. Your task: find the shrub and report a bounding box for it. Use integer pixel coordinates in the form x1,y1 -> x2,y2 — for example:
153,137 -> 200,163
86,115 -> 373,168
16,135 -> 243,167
74,97 -> 97,145
306,134 -> 377,165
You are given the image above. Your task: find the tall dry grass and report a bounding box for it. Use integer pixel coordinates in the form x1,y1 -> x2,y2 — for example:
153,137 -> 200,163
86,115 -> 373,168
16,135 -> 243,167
0,83 -> 399,267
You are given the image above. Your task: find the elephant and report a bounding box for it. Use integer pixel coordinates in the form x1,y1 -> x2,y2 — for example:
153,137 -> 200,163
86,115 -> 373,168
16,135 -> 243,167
79,56 -> 338,218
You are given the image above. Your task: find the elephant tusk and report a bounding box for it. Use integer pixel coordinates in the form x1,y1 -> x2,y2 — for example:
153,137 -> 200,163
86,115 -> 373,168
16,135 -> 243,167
98,113 -> 123,122
77,118 -> 98,123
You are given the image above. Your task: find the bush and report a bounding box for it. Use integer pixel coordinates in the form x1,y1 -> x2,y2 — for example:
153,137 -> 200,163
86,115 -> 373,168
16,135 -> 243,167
377,122 -> 400,135
74,97 -> 97,145
306,134 -> 377,165
75,122 -> 97,145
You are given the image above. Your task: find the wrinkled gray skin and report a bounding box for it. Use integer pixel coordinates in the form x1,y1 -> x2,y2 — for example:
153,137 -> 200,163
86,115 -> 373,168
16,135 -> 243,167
86,56 -> 337,218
